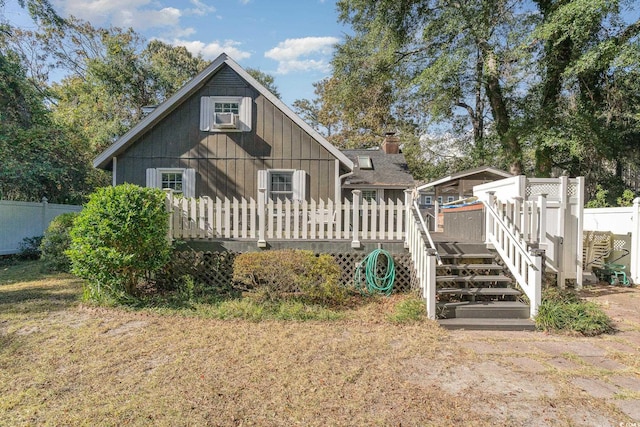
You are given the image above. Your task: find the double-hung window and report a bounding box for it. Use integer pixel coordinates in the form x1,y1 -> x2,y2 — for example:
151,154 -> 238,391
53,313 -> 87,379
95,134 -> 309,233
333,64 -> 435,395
269,171 -> 294,202
146,168 -> 195,198
257,169 -> 306,203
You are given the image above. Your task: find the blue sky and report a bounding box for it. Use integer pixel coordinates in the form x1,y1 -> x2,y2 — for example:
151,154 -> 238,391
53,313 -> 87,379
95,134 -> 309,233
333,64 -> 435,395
4,0 -> 350,106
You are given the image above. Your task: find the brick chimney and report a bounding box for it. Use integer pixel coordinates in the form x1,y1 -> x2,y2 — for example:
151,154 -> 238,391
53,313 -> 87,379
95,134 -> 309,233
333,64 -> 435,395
381,132 -> 400,154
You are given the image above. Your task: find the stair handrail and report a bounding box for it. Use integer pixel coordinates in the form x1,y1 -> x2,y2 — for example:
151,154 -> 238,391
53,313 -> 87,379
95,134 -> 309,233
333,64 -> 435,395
482,194 -> 543,317
413,200 -> 442,265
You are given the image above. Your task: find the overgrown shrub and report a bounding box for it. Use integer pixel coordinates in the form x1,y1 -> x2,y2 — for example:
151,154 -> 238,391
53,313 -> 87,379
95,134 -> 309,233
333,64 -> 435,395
67,184 -> 170,302
40,212 -> 79,272
232,250 -> 345,304
17,236 -> 43,260
535,287 -> 613,336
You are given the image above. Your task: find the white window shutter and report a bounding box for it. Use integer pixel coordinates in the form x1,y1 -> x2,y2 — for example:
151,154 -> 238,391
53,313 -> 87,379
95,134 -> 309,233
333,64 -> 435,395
257,170 -> 268,204
146,168 -> 158,188
184,168 -> 196,198
200,97 -> 211,131
239,97 -> 252,131
293,170 -> 306,202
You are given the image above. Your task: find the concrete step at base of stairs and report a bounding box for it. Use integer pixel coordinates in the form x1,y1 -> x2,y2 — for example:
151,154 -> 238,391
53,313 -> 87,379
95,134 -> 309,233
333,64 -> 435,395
438,318 -> 536,331
439,301 -> 530,319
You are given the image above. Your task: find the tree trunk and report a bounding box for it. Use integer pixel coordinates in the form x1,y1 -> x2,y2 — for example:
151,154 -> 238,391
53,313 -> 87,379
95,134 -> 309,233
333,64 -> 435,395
483,48 -> 522,175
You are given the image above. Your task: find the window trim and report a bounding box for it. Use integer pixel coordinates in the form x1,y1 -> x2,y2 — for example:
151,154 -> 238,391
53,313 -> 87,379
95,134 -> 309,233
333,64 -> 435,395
268,169 -> 295,202
200,96 -> 252,132
157,168 -> 185,195
146,167 -> 195,198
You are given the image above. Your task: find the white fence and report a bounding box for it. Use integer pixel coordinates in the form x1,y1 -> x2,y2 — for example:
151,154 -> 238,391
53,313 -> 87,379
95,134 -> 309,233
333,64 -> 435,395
584,201 -> 640,283
0,198 -> 83,255
474,176 -> 585,288
166,191 -> 407,247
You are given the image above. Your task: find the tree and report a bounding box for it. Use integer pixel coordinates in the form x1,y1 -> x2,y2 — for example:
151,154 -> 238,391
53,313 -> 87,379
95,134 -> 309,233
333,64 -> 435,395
332,0 -> 640,182
334,0 -> 532,174
246,67 -> 281,98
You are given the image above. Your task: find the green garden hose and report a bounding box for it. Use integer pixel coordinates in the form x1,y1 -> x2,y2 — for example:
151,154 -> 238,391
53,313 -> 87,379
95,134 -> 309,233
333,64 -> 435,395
354,249 -> 396,296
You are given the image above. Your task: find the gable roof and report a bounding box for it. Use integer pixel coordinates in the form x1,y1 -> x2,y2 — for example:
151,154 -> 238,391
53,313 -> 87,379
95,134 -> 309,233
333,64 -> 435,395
94,53 -> 353,170
341,148 -> 414,188
416,166 -> 512,191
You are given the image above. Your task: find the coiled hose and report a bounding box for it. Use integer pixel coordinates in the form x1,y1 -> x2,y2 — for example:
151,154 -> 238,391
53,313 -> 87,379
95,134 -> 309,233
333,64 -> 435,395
354,249 -> 396,296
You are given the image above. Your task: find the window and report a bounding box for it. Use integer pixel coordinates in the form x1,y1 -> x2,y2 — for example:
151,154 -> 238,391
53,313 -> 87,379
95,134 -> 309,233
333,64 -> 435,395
258,169 -> 306,203
161,172 -> 183,194
146,168 -> 195,198
357,155 -> 373,170
361,190 -> 378,203
422,195 -> 433,205
447,196 -> 456,203
437,196 -> 443,204
269,171 -> 294,202
200,96 -> 252,132
214,102 -> 239,114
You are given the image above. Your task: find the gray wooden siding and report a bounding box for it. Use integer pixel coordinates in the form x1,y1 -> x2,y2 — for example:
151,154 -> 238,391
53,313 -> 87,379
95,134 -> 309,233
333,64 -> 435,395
116,65 -> 337,201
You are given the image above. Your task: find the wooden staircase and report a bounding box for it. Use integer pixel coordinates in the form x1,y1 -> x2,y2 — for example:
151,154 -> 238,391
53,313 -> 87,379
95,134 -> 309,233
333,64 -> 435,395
434,242 -> 535,331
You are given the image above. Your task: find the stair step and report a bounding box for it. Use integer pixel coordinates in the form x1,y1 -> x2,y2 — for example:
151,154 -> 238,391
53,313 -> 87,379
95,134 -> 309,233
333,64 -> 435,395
438,318 -> 536,331
438,301 -> 530,319
436,275 -> 512,283
437,263 -> 504,270
437,287 -> 521,296
438,253 -> 495,259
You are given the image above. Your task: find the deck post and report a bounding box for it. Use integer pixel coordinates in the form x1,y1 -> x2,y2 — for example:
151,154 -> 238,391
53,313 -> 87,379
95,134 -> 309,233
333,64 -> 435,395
404,190 -> 412,248
257,188 -> 267,248
164,189 -> 174,243
426,248 -> 437,320
631,198 -> 640,284
351,190 -> 361,248
528,248 -> 544,318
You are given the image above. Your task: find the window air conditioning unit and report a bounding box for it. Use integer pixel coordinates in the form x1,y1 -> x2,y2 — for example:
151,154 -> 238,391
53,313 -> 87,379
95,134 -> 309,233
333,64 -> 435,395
213,112 -> 237,128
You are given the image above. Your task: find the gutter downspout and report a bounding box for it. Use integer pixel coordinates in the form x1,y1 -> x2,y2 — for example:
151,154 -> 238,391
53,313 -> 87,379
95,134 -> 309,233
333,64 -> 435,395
335,159 -> 354,202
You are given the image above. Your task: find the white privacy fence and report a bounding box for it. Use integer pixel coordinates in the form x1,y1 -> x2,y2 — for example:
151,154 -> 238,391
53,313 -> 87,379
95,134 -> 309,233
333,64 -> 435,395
165,190 -> 407,247
0,198 -> 83,255
584,200 -> 640,284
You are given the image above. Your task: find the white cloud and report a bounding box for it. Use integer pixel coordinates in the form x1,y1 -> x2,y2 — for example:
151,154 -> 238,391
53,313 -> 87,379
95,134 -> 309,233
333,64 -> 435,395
170,39 -> 251,61
56,0 -> 212,36
186,0 -> 216,16
265,36 -> 339,74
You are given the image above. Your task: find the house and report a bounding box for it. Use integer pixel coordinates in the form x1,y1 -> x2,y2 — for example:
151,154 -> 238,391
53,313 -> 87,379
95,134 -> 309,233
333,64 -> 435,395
93,53 -> 412,204
341,133 -> 415,203
416,166 -> 512,207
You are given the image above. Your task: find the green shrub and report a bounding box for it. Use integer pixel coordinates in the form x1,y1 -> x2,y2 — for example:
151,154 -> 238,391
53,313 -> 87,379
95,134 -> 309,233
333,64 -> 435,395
40,212 -> 79,272
17,236 -> 43,260
232,249 -> 345,304
67,184 -> 170,301
535,288 -> 613,336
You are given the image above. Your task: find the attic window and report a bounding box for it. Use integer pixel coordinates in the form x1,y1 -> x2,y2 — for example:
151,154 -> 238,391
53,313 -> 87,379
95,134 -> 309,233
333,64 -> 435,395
200,96 -> 252,132
357,155 -> 373,170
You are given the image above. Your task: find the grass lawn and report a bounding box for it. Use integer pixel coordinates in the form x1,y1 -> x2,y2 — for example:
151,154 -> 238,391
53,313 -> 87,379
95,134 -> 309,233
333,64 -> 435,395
1,260 -> 637,426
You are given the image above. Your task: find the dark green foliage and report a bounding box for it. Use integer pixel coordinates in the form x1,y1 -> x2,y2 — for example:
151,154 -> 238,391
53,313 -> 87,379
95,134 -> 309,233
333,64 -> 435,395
232,250 -> 346,304
17,236 -> 43,260
40,212 -> 79,272
535,287 -> 613,336
67,184 -> 170,302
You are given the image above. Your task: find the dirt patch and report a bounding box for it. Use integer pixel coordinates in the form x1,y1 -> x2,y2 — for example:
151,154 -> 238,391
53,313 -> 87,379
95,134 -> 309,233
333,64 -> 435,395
104,320 -> 149,336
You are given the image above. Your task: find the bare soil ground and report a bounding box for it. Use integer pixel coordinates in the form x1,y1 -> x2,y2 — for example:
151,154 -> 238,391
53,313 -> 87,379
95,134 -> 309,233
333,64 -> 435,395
1,265 -> 639,426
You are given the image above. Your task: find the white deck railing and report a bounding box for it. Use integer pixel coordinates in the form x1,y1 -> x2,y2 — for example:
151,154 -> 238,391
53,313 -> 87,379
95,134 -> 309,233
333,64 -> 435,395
483,193 -> 543,318
165,190 -> 406,247
405,200 -> 438,320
